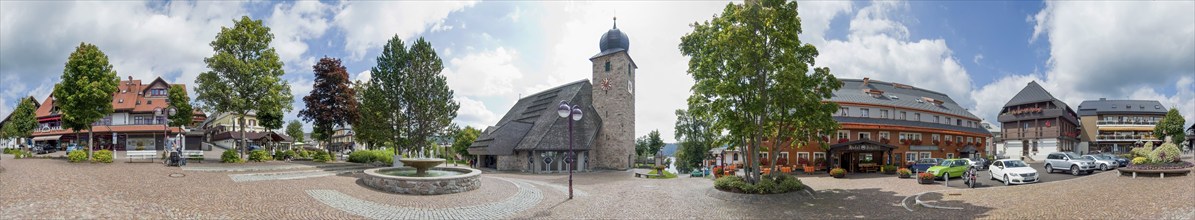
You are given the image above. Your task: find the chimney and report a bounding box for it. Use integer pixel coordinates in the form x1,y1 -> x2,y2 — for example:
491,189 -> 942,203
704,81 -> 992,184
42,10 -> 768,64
862,77 -> 870,87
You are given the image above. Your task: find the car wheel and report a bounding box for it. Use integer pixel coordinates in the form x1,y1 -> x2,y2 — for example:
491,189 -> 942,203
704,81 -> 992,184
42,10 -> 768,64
1100,164 -> 1108,171
1004,174 -> 1010,186
1070,165 -> 1080,176
1045,164 -> 1053,173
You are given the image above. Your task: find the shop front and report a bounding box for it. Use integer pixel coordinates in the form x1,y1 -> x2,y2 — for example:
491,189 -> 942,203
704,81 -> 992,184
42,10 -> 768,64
828,139 -> 895,173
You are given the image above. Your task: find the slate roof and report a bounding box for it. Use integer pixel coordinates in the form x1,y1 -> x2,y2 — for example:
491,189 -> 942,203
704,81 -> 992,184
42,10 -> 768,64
468,80 -> 602,156
1076,99 -> 1167,116
833,78 -> 980,120
834,116 -> 992,136
1004,81 -> 1061,107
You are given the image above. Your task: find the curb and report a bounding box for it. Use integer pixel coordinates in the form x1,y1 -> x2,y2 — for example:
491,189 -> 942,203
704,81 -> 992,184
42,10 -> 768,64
907,169 -> 1116,211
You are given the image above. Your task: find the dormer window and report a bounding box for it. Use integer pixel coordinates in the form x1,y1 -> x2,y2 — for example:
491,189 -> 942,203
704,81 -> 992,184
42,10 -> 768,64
136,100 -> 141,105
147,100 -> 152,104
118,99 -> 123,103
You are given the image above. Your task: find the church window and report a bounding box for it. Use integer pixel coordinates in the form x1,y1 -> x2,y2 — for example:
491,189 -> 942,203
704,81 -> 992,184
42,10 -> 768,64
604,61 -> 610,72
627,64 -> 633,94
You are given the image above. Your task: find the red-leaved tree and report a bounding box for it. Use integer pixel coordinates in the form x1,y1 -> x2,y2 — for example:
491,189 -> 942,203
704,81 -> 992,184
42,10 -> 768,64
300,57 -> 359,152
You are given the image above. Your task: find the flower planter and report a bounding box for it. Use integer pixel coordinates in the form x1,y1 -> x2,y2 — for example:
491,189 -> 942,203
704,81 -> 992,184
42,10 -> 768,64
898,173 -> 911,178
883,170 -> 896,175
831,173 -> 845,178
918,178 -> 935,184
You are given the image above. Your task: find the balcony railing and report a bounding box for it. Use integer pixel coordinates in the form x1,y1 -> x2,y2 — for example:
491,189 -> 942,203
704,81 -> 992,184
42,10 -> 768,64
1096,135 -> 1159,141
1096,121 -> 1157,126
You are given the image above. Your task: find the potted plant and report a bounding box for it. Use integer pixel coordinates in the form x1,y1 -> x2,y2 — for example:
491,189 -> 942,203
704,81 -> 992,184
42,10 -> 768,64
713,166 -> 723,178
830,168 -> 846,178
814,158 -> 826,171
880,138 -> 890,144
897,168 -> 912,178
882,164 -> 898,174
838,138 -> 849,143
917,172 -> 935,184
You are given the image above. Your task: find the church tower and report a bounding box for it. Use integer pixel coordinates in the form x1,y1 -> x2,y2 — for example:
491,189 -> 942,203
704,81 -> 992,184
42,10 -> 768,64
589,17 -> 637,170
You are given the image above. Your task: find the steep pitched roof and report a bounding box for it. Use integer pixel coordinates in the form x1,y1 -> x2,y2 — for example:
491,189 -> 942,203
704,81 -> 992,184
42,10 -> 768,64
833,78 -> 981,120
1004,81 -> 1057,107
35,77 -> 201,118
1076,99 -> 1167,116
468,80 -> 603,156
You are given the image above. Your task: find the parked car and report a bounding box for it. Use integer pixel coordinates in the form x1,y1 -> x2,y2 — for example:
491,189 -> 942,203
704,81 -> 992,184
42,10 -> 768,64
1082,155 -> 1119,171
66,144 -> 82,153
1101,153 -> 1129,167
1044,152 -> 1096,175
909,158 -> 943,173
972,158 -> 991,171
926,159 -> 971,180
959,158 -> 985,171
988,159 -> 1038,185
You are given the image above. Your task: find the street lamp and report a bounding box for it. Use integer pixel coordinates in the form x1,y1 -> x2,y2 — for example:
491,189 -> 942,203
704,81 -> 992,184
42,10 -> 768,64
557,100 -> 582,200
155,107 -> 177,152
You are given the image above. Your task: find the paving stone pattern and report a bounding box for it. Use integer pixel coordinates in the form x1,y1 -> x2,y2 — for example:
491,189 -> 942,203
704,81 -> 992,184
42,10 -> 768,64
308,177 -> 542,219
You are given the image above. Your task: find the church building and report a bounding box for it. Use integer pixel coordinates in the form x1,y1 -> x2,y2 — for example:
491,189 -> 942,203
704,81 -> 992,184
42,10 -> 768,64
468,19 -> 636,172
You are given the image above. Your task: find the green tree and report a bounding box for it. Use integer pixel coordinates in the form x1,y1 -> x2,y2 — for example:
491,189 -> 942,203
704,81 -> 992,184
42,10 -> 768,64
675,108 -> 721,173
679,0 -> 841,184
286,120 -> 305,143
635,135 -> 649,157
300,57 -> 358,151
167,85 -> 194,128
2,97 -> 39,150
54,42 -> 120,159
647,130 -> 666,157
352,80 -> 388,150
194,16 -> 293,158
364,36 -> 459,165
452,126 -> 480,159
1153,108 -> 1186,145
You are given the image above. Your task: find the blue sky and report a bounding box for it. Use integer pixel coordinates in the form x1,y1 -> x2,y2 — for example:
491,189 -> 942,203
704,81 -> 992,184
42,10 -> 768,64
2,1 -> 1192,143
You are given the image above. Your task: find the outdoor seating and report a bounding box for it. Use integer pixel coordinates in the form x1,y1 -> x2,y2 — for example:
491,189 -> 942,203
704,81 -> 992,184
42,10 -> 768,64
182,150 -> 204,163
859,163 -> 878,173
761,168 -> 771,175
780,166 -> 792,173
125,150 -> 156,162
803,165 -> 816,174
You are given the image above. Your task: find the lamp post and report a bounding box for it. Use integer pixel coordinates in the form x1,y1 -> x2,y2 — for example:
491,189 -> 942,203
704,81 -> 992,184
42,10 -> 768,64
155,107 -> 177,152
557,100 -> 582,200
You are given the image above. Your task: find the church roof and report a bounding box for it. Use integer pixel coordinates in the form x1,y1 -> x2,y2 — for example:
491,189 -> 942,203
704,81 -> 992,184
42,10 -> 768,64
468,80 -> 603,156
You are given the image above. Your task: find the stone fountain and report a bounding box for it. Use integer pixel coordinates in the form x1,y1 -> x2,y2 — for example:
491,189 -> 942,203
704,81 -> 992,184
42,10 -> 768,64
360,150 -> 481,195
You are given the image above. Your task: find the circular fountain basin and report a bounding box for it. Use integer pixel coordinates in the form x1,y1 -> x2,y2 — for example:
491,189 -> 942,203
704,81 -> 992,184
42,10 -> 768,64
362,166 -> 481,195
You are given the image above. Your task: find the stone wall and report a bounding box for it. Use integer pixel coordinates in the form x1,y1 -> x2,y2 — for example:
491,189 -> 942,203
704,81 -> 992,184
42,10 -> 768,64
496,152 -> 529,172
361,167 -> 481,195
590,51 -> 636,170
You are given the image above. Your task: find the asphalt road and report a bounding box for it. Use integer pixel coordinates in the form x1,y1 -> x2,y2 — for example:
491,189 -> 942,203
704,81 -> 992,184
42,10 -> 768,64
939,162 -> 1120,189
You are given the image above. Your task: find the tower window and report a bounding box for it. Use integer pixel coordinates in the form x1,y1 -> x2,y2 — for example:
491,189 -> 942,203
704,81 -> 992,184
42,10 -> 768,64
604,61 -> 610,72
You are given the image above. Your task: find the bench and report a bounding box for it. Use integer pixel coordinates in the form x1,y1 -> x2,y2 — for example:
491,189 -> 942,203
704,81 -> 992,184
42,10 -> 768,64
126,150 -> 157,163
1118,167 -> 1191,179
634,172 -> 661,179
182,150 -> 204,163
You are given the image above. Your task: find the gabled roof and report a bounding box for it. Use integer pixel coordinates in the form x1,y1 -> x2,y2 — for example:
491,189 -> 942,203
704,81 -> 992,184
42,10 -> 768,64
833,78 -> 981,120
468,80 -> 603,155
1076,99 -> 1167,116
0,96 -> 39,129
1004,81 -> 1058,107
35,76 -> 202,118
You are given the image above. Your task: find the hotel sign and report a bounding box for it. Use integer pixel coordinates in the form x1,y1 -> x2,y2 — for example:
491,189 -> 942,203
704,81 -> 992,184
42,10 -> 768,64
847,145 -> 883,151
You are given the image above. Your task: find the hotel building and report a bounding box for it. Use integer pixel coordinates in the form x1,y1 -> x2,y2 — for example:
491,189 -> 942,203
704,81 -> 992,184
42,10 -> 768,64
1077,99 -> 1167,153
997,81 -> 1081,161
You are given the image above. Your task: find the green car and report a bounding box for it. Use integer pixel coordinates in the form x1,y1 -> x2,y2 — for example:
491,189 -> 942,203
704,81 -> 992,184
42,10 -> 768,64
926,159 -> 970,180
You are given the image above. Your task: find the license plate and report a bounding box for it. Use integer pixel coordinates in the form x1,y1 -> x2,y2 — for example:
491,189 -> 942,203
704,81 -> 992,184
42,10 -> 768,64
1025,178 -> 1035,182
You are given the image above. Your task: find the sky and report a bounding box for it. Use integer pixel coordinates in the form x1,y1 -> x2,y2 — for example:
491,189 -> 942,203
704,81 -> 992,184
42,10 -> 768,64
1,1 -> 1192,143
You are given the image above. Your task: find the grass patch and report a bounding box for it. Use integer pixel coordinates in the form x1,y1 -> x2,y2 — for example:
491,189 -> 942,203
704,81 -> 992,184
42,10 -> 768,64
647,169 -> 678,179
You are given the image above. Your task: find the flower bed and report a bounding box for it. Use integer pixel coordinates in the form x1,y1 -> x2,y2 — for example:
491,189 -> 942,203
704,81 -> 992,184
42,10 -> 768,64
1126,161 -> 1194,170
714,174 -> 804,194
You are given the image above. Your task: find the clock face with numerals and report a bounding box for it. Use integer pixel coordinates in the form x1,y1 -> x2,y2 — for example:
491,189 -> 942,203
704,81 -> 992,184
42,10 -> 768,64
601,77 -> 611,91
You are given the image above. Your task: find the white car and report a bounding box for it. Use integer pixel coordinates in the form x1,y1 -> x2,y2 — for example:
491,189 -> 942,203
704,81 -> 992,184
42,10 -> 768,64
989,159 -> 1038,185
959,158 -> 983,171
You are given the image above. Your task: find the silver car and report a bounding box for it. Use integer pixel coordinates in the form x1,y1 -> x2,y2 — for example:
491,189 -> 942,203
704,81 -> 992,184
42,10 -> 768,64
1044,152 -> 1097,175
1082,155 -> 1118,171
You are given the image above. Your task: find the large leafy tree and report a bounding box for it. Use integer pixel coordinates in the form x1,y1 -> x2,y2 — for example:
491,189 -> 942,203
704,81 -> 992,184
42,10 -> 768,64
353,80 -> 389,150
364,36 -> 459,165
675,108 -> 721,173
285,120 -> 304,143
679,0 -> 841,184
647,130 -> 666,157
1154,108 -> 1186,145
194,16 -> 293,158
167,85 -> 194,128
635,136 -> 649,157
452,126 -> 480,159
300,57 -> 358,150
2,97 -> 39,150
54,42 -> 120,159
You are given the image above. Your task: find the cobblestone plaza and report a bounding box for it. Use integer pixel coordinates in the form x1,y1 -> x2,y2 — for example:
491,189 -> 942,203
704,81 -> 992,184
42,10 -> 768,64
1,152 -> 1192,219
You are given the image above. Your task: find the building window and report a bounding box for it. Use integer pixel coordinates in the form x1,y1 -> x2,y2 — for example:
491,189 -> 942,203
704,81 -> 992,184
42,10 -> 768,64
914,113 -> 921,121
946,153 -> 954,159
920,152 -> 932,160
861,108 -> 870,117
899,111 -> 906,120
858,132 -> 871,140
796,152 -> 808,165
932,134 -> 940,142
967,137 -> 974,143
880,110 -> 889,118
627,65 -> 633,94
934,116 -> 940,123
878,132 -> 890,141
780,152 -> 791,164
839,107 -> 849,116
956,136 -> 963,143
813,152 -> 826,164
837,131 -> 849,141
906,152 -> 917,162
604,61 -> 610,72
956,119 -> 962,126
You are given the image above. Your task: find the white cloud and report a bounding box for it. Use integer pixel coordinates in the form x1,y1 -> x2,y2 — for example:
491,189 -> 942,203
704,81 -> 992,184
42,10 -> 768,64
443,47 -> 524,97
972,54 -> 984,65
454,96 -> 499,128
505,6 -> 522,22
266,1 -> 331,73
1127,76 -> 1195,130
969,74 -> 1046,124
354,70 -> 371,83
331,1 -> 477,60
796,1 -> 853,46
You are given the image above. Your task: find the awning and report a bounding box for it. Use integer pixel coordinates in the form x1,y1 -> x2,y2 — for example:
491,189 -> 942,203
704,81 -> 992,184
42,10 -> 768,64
910,145 -> 939,151
960,145 -> 978,153
32,135 -> 62,141
828,139 -> 896,153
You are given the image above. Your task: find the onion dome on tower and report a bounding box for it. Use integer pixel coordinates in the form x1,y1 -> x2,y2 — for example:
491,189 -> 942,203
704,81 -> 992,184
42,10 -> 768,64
598,17 -> 629,53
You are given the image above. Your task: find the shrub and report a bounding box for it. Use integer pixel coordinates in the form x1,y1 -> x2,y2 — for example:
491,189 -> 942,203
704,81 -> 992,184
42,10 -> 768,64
714,174 -> 803,194
1131,147 -> 1150,159
897,168 -> 912,175
1149,143 -> 1182,163
918,172 -> 935,180
67,150 -> 88,163
881,164 -> 898,173
221,149 -> 243,163
348,150 -> 393,164
313,151 -> 332,162
274,150 -> 295,160
3,148 -> 17,154
93,150 -> 113,163
297,149 -> 310,159
829,168 -> 846,176
1132,157 -> 1148,165
248,150 -> 272,162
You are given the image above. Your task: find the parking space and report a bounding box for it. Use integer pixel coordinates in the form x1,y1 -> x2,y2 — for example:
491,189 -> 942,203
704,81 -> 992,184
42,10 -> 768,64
940,162 -> 1117,189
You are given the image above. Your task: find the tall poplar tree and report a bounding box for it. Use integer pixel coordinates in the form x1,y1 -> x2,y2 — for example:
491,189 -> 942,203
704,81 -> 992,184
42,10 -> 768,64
54,42 -> 120,159
364,36 -> 459,166
194,16 -> 293,158
300,57 -> 358,152
679,0 -> 841,183
353,80 -> 388,150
